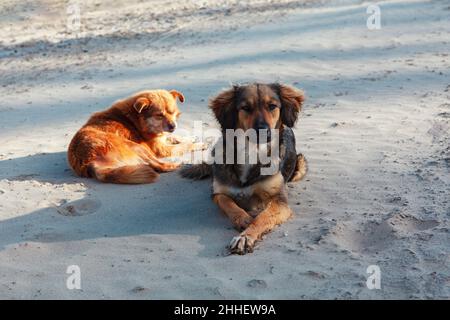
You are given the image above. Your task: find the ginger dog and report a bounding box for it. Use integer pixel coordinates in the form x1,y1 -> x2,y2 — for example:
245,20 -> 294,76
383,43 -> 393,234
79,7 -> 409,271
68,90 -> 203,184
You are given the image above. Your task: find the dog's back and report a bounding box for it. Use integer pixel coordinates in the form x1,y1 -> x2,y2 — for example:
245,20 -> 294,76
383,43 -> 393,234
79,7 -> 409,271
68,102 -> 159,184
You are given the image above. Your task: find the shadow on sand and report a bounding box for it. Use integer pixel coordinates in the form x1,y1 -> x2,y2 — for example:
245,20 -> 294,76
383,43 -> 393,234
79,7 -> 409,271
0,152 -> 231,257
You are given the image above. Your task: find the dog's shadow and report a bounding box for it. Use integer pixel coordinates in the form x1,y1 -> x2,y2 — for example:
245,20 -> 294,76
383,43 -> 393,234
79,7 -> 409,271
0,152 -> 232,257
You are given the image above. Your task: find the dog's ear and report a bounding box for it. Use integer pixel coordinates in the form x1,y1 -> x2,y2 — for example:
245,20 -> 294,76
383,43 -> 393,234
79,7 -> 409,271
133,97 -> 150,113
170,90 -> 185,103
209,86 -> 237,129
274,84 -> 305,127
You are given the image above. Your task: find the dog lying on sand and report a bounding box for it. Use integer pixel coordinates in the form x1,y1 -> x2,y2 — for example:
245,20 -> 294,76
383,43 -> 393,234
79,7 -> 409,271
181,83 -> 307,254
68,89 -> 204,184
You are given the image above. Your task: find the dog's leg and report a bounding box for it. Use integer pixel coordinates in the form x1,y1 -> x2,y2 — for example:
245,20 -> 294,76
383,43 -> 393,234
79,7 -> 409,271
229,197 -> 292,255
289,153 -> 307,182
213,194 -> 254,231
143,155 -> 180,172
132,143 -> 181,172
165,134 -> 194,145
154,160 -> 181,172
147,135 -> 206,158
159,141 -> 207,158
90,162 -> 159,184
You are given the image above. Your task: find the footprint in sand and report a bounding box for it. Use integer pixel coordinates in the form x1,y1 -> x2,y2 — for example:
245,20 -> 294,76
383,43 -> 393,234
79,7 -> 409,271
437,112 -> 450,119
56,198 -> 101,216
247,279 -> 268,289
387,213 -> 439,233
326,213 -> 439,254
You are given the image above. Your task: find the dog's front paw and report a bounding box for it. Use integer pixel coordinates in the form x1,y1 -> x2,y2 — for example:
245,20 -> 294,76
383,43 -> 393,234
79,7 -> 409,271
232,216 -> 253,231
229,234 -> 256,255
165,135 -> 182,144
158,161 -> 181,172
190,142 -> 209,151
167,135 -> 200,145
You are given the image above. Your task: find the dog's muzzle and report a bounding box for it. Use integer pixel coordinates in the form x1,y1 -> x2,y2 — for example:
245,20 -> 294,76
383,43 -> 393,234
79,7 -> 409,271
254,122 -> 271,143
164,121 -> 177,133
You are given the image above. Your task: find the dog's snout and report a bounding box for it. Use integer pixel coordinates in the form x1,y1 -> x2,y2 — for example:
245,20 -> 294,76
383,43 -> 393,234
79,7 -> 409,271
255,124 -> 269,131
167,121 -> 176,132
254,118 -> 269,131
254,119 -> 271,143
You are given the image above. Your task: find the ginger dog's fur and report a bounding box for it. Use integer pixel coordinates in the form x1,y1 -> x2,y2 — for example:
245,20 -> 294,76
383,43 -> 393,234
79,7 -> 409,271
68,90 -> 203,184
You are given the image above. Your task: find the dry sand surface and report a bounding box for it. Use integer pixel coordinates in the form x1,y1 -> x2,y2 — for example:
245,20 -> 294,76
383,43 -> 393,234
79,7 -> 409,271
0,0 -> 449,299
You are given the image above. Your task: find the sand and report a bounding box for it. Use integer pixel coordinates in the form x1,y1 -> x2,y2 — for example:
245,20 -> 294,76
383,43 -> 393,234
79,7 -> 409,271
0,0 -> 449,299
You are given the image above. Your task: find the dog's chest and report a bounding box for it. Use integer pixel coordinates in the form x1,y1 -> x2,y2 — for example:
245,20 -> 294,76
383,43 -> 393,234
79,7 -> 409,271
213,172 -> 284,214
237,163 -> 255,185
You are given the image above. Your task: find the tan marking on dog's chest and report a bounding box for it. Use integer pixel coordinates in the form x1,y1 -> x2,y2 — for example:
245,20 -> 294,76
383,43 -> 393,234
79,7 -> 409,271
213,172 -> 284,201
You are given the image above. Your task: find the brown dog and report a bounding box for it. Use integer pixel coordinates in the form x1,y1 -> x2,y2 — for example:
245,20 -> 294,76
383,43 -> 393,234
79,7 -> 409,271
68,89 -> 203,184
181,83 -> 307,254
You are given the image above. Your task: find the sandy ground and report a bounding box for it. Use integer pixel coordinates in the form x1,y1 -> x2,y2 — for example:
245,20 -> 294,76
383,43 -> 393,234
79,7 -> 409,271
0,0 -> 449,299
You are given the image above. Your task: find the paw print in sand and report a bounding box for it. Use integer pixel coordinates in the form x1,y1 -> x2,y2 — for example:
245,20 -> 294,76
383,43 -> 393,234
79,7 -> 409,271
55,198 -> 101,216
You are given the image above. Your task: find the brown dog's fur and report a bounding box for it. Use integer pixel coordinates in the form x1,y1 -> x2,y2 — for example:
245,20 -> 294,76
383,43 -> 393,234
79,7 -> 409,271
181,83 -> 306,254
68,90 -> 203,184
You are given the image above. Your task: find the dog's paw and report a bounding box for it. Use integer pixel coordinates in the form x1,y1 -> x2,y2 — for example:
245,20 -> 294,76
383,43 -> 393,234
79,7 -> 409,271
158,161 -> 181,172
229,234 -> 256,255
167,135 -> 200,145
191,142 -> 209,151
165,135 -> 182,144
232,216 -> 253,231
166,135 -> 194,145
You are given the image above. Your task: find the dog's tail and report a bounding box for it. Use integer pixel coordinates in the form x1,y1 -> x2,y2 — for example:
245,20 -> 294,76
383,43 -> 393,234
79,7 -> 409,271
179,163 -> 212,180
88,163 -> 159,184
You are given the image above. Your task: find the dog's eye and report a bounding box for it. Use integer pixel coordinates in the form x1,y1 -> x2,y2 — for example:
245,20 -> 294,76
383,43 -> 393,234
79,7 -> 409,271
155,114 -> 164,119
241,105 -> 252,112
268,104 -> 278,111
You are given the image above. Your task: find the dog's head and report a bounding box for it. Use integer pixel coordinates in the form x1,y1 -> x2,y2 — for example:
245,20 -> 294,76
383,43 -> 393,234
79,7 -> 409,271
209,83 -> 304,141
128,89 -> 184,136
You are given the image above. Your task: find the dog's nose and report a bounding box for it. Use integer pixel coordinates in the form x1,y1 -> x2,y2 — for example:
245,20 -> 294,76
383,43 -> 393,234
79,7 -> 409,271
254,116 -> 269,130
255,123 -> 269,130
254,119 -> 270,133
254,121 -> 271,142
167,122 -> 176,132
